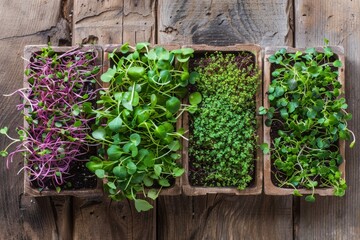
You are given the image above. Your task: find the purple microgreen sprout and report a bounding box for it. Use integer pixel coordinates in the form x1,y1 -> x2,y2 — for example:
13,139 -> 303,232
1,45 -> 101,191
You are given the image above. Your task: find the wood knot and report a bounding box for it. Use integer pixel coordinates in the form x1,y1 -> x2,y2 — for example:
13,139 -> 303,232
82,35 -> 99,44
163,26 -> 178,34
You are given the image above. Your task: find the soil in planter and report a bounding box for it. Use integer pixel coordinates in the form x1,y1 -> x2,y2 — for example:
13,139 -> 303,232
188,51 -> 260,190
30,152 -> 98,191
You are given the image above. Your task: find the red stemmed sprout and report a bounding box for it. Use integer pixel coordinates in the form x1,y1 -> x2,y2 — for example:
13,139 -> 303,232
1,45 -> 100,191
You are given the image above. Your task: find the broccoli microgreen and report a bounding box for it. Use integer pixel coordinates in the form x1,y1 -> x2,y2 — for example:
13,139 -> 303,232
189,51 -> 260,189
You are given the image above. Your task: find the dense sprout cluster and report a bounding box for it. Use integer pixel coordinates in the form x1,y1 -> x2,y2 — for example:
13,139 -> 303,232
189,52 -> 260,190
260,45 -> 355,201
1,46 -> 100,190
86,43 -> 199,211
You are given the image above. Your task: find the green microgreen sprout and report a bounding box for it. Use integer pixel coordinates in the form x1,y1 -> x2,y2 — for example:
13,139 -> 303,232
188,51 -> 260,190
86,42 -> 200,212
260,41 -> 354,201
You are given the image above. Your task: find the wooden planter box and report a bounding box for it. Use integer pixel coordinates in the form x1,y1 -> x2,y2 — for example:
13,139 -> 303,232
263,46 -> 346,196
102,44 -> 183,195
23,45 -> 103,197
181,44 -> 263,196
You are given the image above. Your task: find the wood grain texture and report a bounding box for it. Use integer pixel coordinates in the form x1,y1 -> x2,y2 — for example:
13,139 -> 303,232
158,0 -> 293,46
73,0 -> 155,45
157,195 -> 292,240
72,197 -> 156,240
157,0 -> 294,239
295,1 -> 360,239
0,1 -> 71,239
123,0 -> 156,44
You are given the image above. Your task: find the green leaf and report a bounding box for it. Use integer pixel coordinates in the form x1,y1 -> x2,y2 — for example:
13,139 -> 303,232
56,187 -> 61,193
307,109 -> 317,119
176,55 -> 190,63
173,167 -> 184,177
73,120 -> 82,127
143,176 -> 154,187
113,166 -> 127,179
129,134 -> 140,146
324,38 -> 329,46
108,116 -> 123,132
107,145 -> 123,159
159,178 -> 170,187
268,55 -> 276,63
127,66 -> 146,80
324,47 -> 333,57
146,49 -> 157,60
147,189 -> 158,200
275,86 -> 285,97
288,101 -> 298,113
72,104 -> 80,116
95,169 -> 105,178
159,70 -> 171,82
0,151 -> 8,157
260,143 -> 270,154
280,108 -> 288,119
287,78 -> 298,90
305,195 -> 316,202
181,48 -> 194,55
166,97 -> 181,114
101,67 -> 116,82
107,182 -> 116,190
86,160 -> 103,172
293,189 -> 303,197
168,140 -> 180,151
189,71 -> 200,84
259,106 -> 267,115
134,199 -> 153,212
136,42 -> 150,51
333,60 -> 342,68
150,94 -> 157,107
130,145 -> 138,157
189,92 -> 202,105
144,152 -> 155,167
120,43 -> 129,54
0,127 -> 8,134
154,164 -> 162,176
92,127 -> 106,141
127,161 -> 137,175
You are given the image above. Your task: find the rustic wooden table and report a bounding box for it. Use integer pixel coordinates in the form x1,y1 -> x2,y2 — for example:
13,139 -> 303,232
0,1 -> 359,239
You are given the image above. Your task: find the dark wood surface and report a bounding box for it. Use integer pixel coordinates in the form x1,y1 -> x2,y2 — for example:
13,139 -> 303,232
0,0 -> 358,239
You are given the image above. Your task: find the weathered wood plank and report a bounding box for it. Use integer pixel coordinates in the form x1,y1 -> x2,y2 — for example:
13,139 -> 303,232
0,1 -> 72,239
158,195 -> 292,240
72,1 -> 157,239
157,1 -> 294,239
123,0 -> 156,44
72,0 -> 123,44
158,0 -> 293,46
295,1 -> 360,239
73,197 -> 156,240
73,0 -> 155,45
